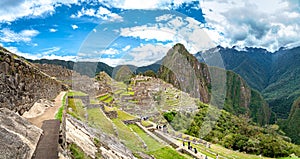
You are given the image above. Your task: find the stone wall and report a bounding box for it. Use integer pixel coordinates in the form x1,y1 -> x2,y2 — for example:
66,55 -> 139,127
104,111 -> 118,119
0,48 -> 66,115
123,119 -> 141,125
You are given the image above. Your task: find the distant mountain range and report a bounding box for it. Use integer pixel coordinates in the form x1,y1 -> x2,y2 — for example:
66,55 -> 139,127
195,46 -> 300,120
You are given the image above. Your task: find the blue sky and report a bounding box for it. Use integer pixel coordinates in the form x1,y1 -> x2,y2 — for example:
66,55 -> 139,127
0,0 -> 300,66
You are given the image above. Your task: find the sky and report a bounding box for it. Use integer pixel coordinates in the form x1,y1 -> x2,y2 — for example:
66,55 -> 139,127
0,0 -> 299,67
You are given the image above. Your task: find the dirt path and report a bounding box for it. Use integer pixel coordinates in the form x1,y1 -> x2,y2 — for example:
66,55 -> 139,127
27,91 -> 66,128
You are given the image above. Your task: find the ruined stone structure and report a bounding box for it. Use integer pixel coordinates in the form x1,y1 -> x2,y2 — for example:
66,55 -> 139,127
0,48 -> 66,115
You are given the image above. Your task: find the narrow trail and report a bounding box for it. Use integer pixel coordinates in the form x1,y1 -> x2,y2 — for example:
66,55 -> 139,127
27,91 -> 66,128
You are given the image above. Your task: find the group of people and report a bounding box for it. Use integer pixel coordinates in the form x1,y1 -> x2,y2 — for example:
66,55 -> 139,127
183,141 -> 198,154
183,141 -> 219,159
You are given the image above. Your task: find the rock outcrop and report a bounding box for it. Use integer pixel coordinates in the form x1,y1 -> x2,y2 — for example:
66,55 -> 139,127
0,47 -> 66,115
0,108 -> 42,159
158,43 -> 211,103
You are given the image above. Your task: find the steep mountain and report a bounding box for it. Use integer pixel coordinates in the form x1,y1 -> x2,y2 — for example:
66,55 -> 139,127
279,96 -> 300,144
158,43 -> 211,103
0,47 -> 66,115
158,44 -> 271,125
195,46 -> 300,120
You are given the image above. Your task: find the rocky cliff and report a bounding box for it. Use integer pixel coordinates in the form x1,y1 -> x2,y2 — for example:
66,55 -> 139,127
0,47 -> 66,115
158,43 -> 211,103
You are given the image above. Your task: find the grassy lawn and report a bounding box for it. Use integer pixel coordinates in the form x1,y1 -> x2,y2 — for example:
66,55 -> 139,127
103,96 -> 113,103
116,109 -> 137,120
186,141 -> 272,159
128,124 -> 164,151
112,119 -> 145,152
86,108 -> 116,135
67,90 -> 88,96
98,93 -> 110,101
149,147 -> 187,159
104,105 -> 115,111
67,98 -> 86,121
141,120 -> 153,127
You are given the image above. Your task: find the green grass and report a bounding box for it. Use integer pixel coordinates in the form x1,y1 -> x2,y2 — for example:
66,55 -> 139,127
112,119 -> 145,152
103,96 -> 113,103
189,142 -> 272,159
67,90 -> 88,96
128,124 -> 191,159
89,98 -> 99,104
149,147 -> 187,159
87,108 -> 116,135
69,143 -> 91,159
128,124 -> 163,151
141,120 -> 153,127
98,93 -> 110,101
55,93 -> 67,122
67,98 -> 86,120
117,109 -> 137,120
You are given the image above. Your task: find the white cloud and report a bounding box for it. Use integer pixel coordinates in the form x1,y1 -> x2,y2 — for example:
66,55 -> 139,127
71,24 -> 79,30
119,15 -> 215,53
99,48 -> 120,55
201,0 -> 300,51
0,28 -> 39,43
156,14 -> 174,22
99,58 -> 126,67
0,0 -> 81,23
105,0 -> 195,10
93,29 -> 97,32
120,25 -> 176,42
5,46 -> 76,61
49,28 -> 57,32
126,44 -> 169,66
122,45 -> 131,51
71,6 -> 123,22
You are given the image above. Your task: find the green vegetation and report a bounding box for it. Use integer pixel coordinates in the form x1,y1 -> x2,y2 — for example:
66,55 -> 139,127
163,111 -> 177,122
87,108 -> 116,135
279,96 -> 300,144
112,119 -> 145,152
128,124 -> 163,151
185,102 -> 300,158
141,120 -> 153,127
143,70 -> 156,77
98,93 -> 110,101
67,98 -> 86,120
67,90 -> 88,96
148,147 -> 186,159
98,93 -> 113,103
116,109 -> 137,120
69,143 -> 91,159
55,92 -> 67,122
